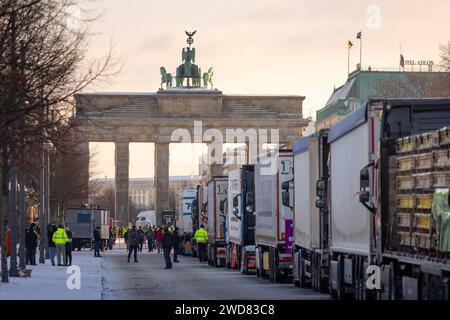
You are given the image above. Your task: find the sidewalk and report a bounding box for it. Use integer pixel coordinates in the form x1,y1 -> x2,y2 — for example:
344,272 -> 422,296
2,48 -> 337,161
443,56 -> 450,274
0,250 -> 102,300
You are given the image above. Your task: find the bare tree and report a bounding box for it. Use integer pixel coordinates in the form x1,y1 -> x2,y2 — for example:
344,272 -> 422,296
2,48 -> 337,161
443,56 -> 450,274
374,72 -> 450,99
440,41 -> 450,71
0,0 -> 117,282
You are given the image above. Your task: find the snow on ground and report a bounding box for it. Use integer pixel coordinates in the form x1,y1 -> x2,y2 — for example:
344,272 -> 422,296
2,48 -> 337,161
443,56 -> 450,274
0,250 -> 102,300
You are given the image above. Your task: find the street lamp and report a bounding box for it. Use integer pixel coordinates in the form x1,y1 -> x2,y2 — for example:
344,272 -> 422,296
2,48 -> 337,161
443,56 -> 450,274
39,140 -> 50,263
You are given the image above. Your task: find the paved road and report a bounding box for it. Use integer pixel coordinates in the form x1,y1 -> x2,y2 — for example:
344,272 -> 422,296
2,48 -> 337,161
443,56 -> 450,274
100,249 -> 330,300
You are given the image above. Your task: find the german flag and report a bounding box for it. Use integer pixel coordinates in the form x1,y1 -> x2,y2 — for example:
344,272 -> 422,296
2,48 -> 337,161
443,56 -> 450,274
348,40 -> 354,49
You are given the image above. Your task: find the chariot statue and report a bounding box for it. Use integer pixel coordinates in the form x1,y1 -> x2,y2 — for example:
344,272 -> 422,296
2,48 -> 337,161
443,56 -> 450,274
159,31 -> 214,90
175,31 -> 202,87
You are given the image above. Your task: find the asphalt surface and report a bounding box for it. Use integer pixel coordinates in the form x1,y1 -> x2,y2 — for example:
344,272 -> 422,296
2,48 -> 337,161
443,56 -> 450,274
100,248 -> 330,300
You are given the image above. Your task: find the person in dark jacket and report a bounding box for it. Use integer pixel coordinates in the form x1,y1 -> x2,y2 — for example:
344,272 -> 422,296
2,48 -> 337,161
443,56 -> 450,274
93,226 -> 102,257
172,227 -> 180,263
137,226 -> 145,252
127,226 -> 139,263
65,227 -> 73,266
25,223 -> 39,265
147,227 -> 155,252
162,226 -> 173,269
47,224 -> 57,266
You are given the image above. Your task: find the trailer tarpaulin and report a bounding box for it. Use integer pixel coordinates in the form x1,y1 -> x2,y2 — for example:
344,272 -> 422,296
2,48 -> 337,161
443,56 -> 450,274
432,188 -> 450,252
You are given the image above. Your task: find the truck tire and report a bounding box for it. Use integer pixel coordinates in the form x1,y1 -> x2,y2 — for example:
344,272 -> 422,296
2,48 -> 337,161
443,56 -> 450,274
336,255 -> 348,300
273,249 -> 281,283
298,251 -> 307,288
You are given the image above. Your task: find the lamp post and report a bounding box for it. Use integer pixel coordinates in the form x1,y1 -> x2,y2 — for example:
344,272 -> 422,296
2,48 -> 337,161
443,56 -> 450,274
18,169 -> 26,270
9,165 -> 19,277
39,141 -> 50,263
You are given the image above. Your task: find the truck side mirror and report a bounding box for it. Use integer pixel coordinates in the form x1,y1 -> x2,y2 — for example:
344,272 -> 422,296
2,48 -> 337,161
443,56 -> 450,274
359,164 -> 376,214
360,167 -> 370,189
246,192 -> 254,206
315,199 -> 325,209
316,179 -> 326,198
233,195 -> 239,208
282,191 -> 291,208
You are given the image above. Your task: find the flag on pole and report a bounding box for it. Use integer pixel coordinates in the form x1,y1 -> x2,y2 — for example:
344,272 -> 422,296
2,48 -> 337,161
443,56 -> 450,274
400,54 -> 405,68
356,32 -> 362,39
348,40 -> 354,49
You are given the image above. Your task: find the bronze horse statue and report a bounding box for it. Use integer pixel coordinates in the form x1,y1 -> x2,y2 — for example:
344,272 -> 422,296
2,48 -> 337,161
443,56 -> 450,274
160,67 -> 172,89
203,67 -> 214,89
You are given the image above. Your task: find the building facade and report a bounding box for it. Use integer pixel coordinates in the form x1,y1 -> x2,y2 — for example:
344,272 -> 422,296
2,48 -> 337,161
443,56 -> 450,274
316,70 -> 450,130
96,176 -> 201,210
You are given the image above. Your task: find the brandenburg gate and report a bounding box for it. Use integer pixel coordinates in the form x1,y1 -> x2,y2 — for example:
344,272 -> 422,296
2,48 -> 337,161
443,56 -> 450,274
74,32 -> 308,226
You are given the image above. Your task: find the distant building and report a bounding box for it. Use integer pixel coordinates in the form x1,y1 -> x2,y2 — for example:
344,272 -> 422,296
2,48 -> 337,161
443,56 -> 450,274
315,70 -> 450,130
96,176 -> 202,210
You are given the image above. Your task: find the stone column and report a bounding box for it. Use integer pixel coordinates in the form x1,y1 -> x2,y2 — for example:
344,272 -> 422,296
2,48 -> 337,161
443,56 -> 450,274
74,141 -> 90,204
115,142 -> 129,227
155,142 -> 170,226
207,142 -> 224,177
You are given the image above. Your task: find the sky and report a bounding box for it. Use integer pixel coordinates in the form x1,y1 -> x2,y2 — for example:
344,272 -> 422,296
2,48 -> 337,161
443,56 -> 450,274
83,0 -> 450,179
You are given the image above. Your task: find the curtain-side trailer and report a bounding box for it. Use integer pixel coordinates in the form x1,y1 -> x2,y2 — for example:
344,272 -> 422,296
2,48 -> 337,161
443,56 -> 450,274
255,150 -> 294,282
207,176 -> 228,267
226,165 -> 256,274
291,129 -> 330,292
328,98 -> 450,300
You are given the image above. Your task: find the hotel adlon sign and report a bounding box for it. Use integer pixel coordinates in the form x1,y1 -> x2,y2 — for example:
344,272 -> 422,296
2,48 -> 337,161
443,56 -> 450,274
404,59 -> 434,66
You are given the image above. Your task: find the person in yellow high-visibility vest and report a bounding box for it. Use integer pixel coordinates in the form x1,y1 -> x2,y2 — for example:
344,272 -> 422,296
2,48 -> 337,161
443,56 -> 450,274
194,225 -> 208,263
52,224 -> 69,266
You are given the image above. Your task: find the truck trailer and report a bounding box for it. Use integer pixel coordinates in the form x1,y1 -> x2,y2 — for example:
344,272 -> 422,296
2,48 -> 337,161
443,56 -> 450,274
327,98 -> 450,300
179,188 -> 197,255
207,176 -> 228,267
291,129 -> 330,292
66,206 -> 110,250
226,165 -> 257,274
255,150 -> 294,282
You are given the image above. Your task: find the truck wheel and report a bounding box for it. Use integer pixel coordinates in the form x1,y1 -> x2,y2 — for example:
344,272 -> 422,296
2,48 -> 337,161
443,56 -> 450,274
336,255 -> 347,300
298,251 -> 307,288
273,250 -> 280,283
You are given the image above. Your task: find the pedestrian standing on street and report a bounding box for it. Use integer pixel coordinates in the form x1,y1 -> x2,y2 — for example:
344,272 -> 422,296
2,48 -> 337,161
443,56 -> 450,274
108,227 -> 115,250
65,227 -> 73,266
127,226 -> 139,263
138,226 -> 145,252
194,225 -> 208,263
52,224 -> 69,266
25,223 -> 39,265
155,227 -> 163,253
47,224 -> 57,266
172,227 -> 180,263
123,227 -> 129,251
147,227 -> 155,252
93,226 -> 102,257
162,226 -> 173,269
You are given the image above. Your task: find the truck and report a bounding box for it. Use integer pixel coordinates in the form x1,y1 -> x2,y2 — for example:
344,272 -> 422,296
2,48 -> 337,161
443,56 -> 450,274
66,206 -> 110,250
226,165 -> 257,274
326,98 -> 450,300
207,176 -> 228,267
191,184 -> 208,258
179,188 -> 197,255
255,150 -> 294,282
291,129 -> 330,292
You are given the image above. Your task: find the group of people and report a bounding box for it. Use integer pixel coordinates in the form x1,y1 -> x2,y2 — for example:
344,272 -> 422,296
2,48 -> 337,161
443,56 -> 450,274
24,223 -> 73,267
123,224 -> 180,269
